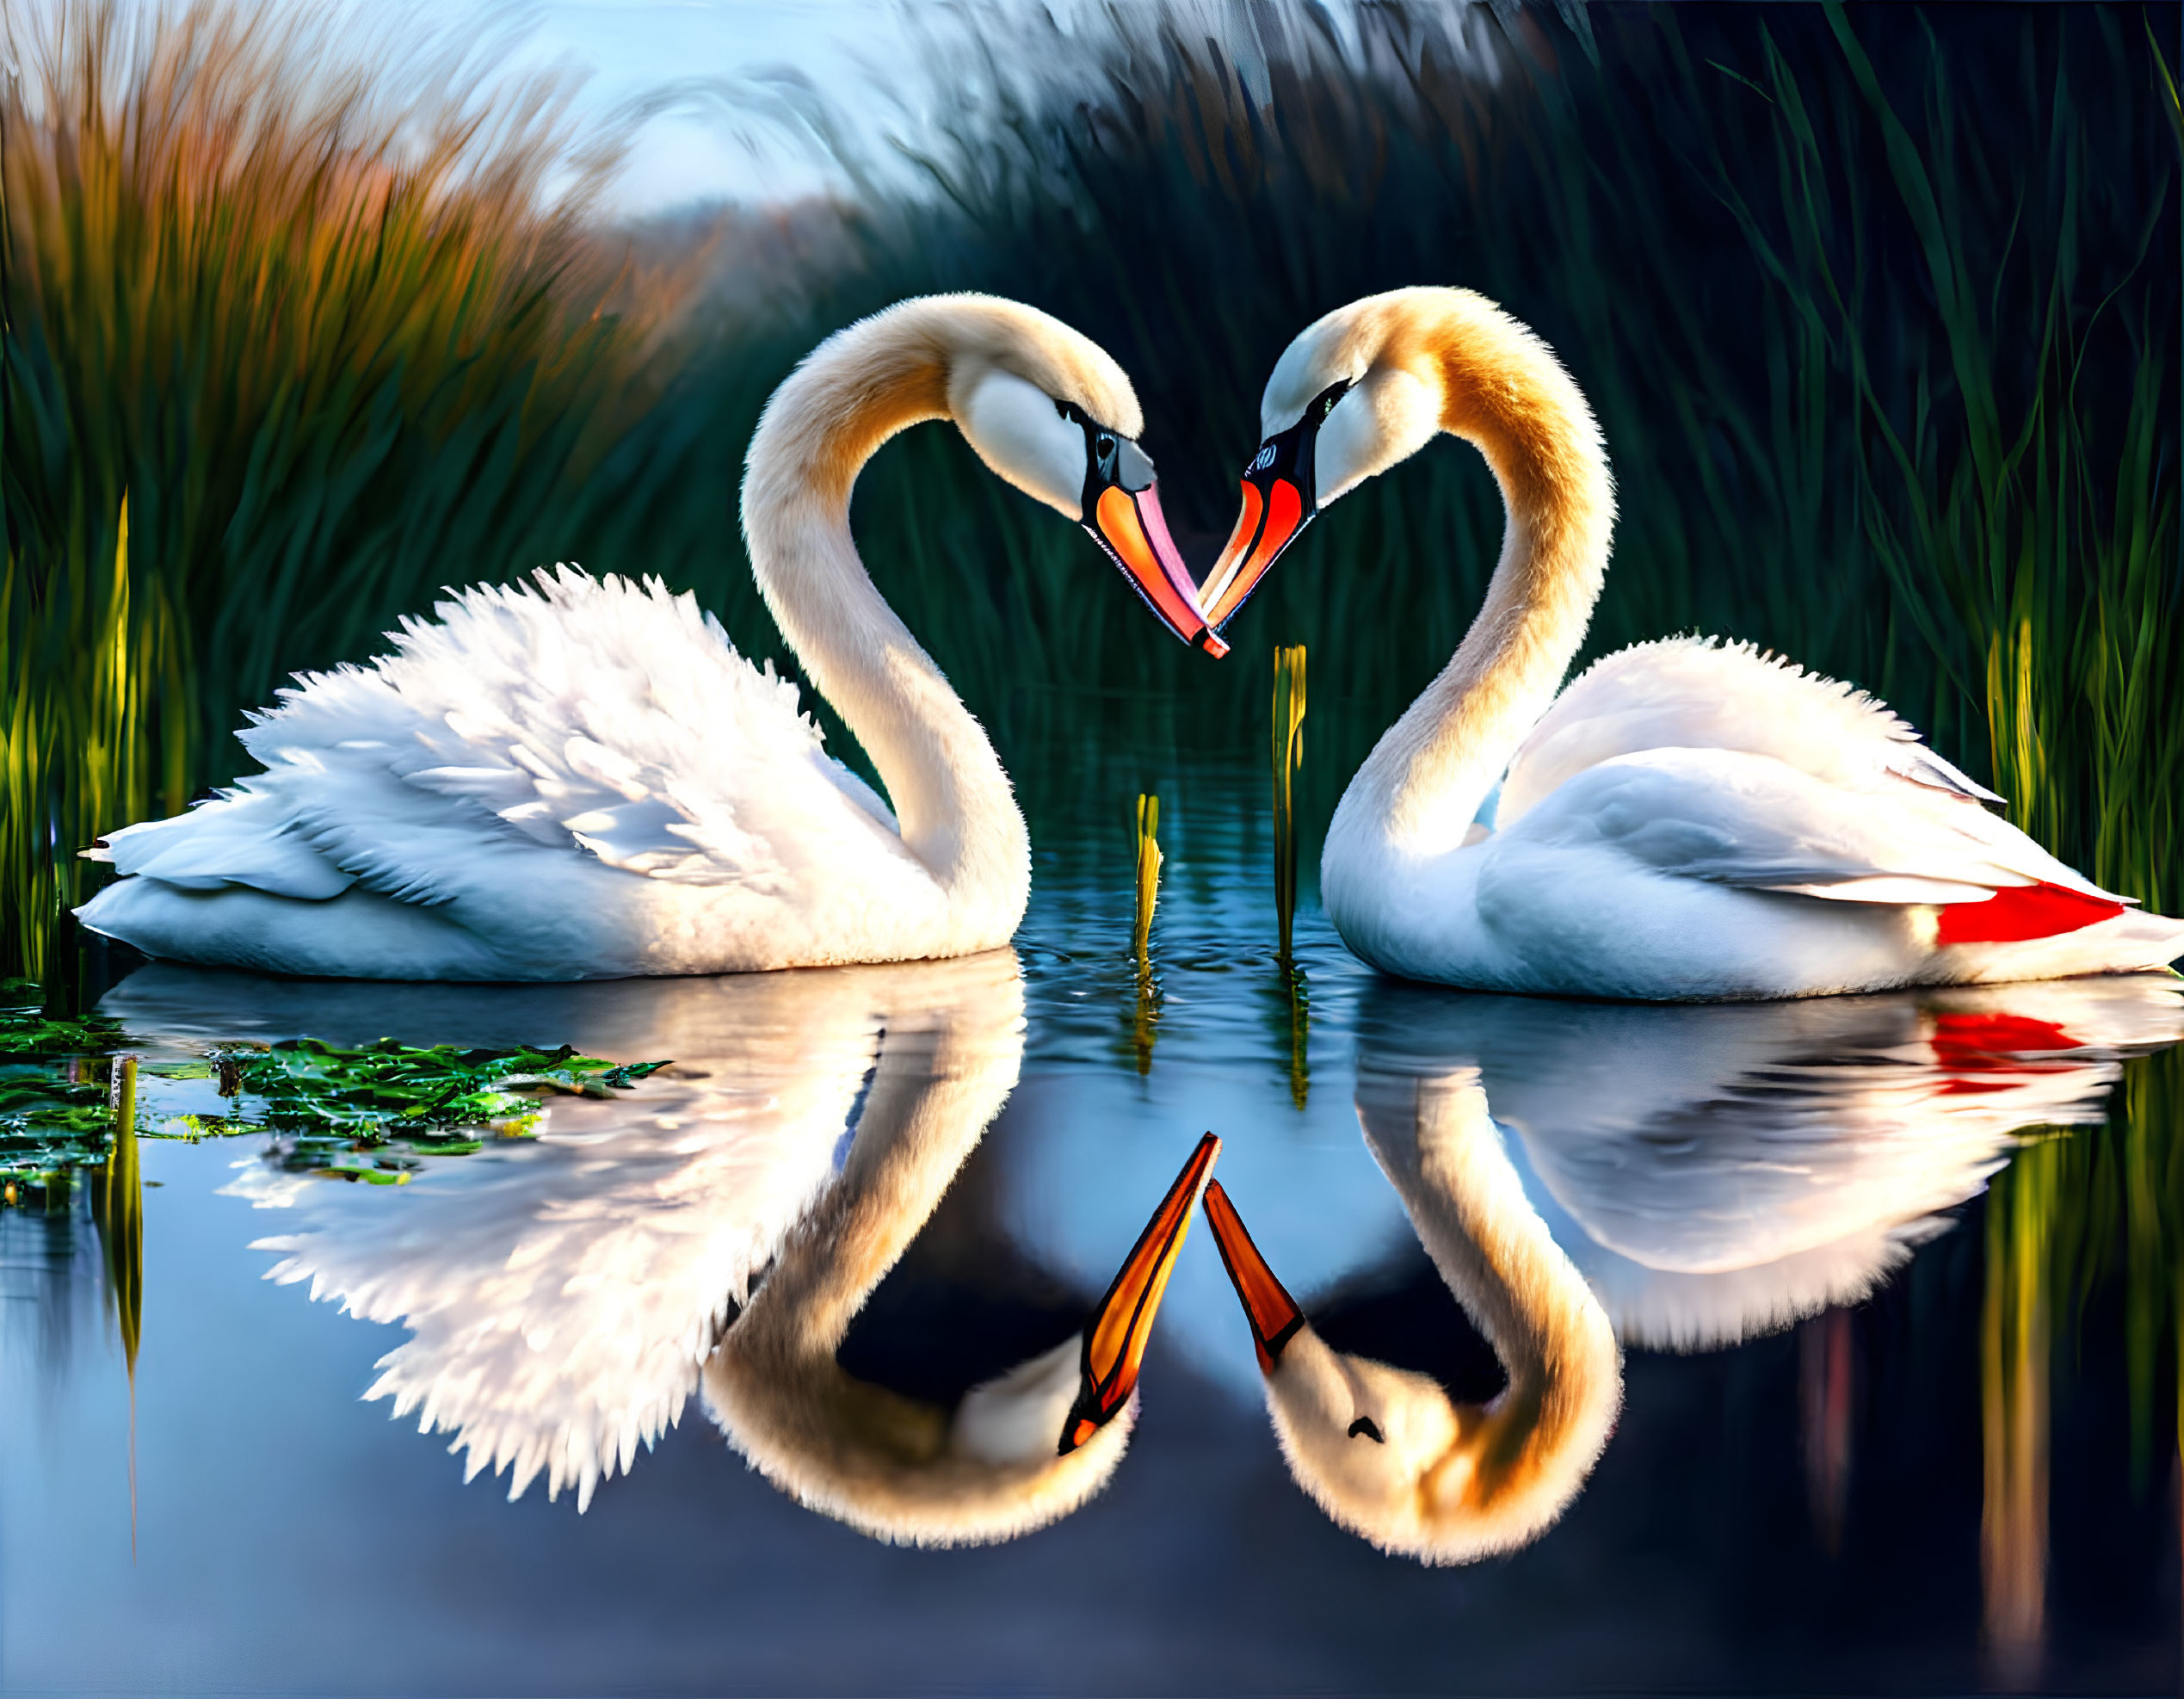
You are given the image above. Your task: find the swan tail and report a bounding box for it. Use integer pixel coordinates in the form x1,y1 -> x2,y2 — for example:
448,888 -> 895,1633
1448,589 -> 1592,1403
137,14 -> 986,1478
82,790 -> 355,899
1953,902 -> 2184,982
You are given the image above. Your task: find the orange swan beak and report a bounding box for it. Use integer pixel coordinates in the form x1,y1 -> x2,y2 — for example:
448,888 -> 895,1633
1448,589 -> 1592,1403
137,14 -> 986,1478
1059,1132 -> 1223,1452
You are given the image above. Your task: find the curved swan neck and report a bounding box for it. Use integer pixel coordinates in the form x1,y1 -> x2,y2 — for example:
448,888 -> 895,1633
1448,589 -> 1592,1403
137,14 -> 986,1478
1362,1071 -> 1619,1486
1347,296 -> 1614,857
739,1046 -> 1001,1361
741,302 -> 1028,907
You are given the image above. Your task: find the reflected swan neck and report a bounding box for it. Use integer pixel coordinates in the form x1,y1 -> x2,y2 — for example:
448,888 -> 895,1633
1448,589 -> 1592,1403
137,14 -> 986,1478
1367,1069 -> 1620,1512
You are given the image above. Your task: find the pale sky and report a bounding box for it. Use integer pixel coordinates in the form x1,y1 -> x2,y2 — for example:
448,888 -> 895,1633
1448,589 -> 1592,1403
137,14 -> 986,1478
7,0 -> 915,210
14,0 -> 1397,215
506,0 -> 918,212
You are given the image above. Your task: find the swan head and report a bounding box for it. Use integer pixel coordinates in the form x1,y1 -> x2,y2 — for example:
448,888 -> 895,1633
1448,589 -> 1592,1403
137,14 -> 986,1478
1196,287 -> 1490,628
1202,1177 -> 1609,1565
941,298 -> 1226,656
705,1132 -> 1220,1547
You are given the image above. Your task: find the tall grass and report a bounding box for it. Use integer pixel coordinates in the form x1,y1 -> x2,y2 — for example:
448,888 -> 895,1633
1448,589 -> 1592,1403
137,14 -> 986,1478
1695,4 -> 2182,899
0,0 -> 694,979
10,1 -> 2172,926
0,499 -> 181,984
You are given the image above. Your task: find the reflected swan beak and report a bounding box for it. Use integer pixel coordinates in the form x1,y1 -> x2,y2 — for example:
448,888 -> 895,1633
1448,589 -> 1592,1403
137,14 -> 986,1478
1203,1179 -> 1305,1374
1087,482 -> 1230,659
1060,1132 -> 1222,1453
1199,473 -> 1311,630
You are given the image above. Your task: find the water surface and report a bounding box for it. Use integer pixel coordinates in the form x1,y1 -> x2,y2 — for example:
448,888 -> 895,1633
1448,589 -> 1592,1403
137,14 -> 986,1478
4,741 -> 2181,1696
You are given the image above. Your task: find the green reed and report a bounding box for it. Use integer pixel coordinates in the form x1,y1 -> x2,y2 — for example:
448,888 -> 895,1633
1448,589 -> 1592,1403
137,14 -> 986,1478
1131,794 -> 1163,967
94,1056 -> 141,1380
1127,794 -> 1163,1075
1699,3 -> 2182,902
1271,646 -> 1311,1104
0,498 -> 184,981
1271,646 -> 1307,961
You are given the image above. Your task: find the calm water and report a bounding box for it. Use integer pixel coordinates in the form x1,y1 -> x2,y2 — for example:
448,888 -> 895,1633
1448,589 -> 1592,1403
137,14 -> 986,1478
4,736 -> 2181,1696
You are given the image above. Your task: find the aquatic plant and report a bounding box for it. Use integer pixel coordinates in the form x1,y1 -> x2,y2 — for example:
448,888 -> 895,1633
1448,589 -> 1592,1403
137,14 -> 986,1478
1131,793 -> 1162,968
93,1058 -> 141,1377
0,982 -> 669,1199
1270,646 -> 1307,961
216,1036 -> 668,1142
1126,793 -> 1163,1075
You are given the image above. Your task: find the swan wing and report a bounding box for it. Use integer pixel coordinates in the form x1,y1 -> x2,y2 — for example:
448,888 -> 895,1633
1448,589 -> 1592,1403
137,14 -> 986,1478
1500,637 -> 2000,829
122,569 -> 921,909
1502,744 -> 2122,908
89,790 -> 356,898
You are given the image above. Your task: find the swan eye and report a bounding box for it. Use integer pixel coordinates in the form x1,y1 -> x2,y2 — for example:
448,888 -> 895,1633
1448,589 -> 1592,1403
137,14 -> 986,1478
1348,1416 -> 1385,1443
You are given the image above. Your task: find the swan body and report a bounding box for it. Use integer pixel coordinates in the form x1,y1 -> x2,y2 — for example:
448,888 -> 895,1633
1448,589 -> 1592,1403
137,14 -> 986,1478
77,296 -> 1212,981
1203,287 -> 2184,999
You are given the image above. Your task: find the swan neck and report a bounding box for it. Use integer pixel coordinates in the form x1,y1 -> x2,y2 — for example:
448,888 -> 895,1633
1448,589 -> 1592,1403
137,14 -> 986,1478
1350,306 -> 1613,856
741,309 -> 1027,907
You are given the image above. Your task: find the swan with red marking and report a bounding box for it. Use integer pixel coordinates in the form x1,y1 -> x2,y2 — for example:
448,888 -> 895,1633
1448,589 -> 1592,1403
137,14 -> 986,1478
1199,287 -> 2184,998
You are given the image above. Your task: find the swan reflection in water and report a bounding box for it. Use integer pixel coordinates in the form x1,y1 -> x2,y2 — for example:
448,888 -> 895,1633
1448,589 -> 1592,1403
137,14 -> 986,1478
1205,973 -> 2184,1565
105,951 -> 1217,1543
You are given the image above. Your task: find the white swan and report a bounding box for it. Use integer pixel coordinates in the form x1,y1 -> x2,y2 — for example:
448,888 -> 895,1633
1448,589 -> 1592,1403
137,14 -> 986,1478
1199,287 -> 2184,998
1200,1069 -> 1621,1566
77,296 -> 1219,981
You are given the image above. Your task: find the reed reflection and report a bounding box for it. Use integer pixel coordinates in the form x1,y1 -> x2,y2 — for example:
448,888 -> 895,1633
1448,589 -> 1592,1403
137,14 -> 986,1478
1206,973 -> 2184,1566
108,952 -> 1212,1542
